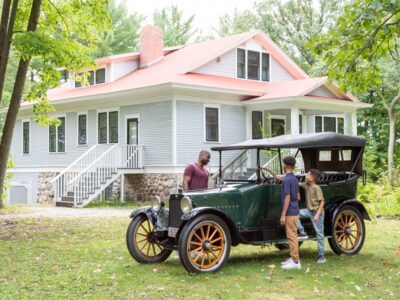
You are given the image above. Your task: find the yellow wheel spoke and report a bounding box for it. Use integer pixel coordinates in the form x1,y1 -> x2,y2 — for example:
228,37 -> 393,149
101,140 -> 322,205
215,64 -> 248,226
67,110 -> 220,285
201,254 -> 206,268
209,249 -> 218,259
200,226 -> 206,240
193,231 -> 203,242
137,232 -> 147,237
146,243 -> 151,256
205,224 -> 211,239
151,243 -> 156,256
136,238 -> 148,243
146,220 -> 152,233
190,246 -> 202,253
210,237 -> 222,244
208,228 -> 218,240
140,224 -> 149,234
140,241 -> 149,251
190,241 -> 202,246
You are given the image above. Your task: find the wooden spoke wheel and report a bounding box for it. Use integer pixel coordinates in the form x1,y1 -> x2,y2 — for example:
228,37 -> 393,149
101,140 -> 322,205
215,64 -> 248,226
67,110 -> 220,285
328,206 -> 365,255
178,214 -> 231,273
126,214 -> 172,264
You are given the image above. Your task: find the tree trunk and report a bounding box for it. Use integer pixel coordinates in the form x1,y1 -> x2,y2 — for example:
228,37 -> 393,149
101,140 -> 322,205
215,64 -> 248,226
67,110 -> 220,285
0,0 -> 42,208
0,0 -> 19,104
387,106 -> 395,184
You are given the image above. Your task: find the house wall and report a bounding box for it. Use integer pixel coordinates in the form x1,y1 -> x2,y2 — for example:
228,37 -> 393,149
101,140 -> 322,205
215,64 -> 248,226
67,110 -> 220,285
307,86 -> 337,98
176,100 -> 246,166
111,60 -> 139,81
120,100 -> 173,165
10,100 -> 173,168
192,38 -> 295,82
6,172 -> 39,205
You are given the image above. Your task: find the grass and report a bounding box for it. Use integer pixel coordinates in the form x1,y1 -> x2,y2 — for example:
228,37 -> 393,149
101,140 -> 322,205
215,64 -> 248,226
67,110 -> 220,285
0,216 -> 399,299
83,200 -> 147,209
0,204 -> 28,215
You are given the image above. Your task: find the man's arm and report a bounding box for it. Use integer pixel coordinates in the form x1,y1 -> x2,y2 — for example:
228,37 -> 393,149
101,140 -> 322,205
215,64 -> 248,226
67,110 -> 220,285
183,175 -> 191,192
280,194 -> 290,225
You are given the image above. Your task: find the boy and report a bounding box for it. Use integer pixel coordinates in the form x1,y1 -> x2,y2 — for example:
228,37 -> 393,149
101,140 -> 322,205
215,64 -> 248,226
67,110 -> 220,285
261,156 -> 301,270
297,169 -> 326,263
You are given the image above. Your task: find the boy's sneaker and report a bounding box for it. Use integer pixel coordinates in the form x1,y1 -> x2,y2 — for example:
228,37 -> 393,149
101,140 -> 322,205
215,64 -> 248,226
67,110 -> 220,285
298,230 -> 308,240
281,257 -> 292,265
281,259 -> 301,270
317,256 -> 326,264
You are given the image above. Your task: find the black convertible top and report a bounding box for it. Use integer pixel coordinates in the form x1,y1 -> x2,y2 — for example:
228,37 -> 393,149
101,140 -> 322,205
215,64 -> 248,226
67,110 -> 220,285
211,132 -> 366,151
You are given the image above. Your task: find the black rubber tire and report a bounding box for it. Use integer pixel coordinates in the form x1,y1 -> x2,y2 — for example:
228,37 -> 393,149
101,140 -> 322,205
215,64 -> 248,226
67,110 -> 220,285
178,214 -> 231,273
328,205 -> 366,255
274,241 -> 303,250
126,214 -> 172,264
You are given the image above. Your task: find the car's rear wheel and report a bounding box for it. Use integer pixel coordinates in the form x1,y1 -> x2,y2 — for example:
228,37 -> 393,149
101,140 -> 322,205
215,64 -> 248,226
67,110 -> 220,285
178,214 -> 231,273
126,214 -> 172,263
328,206 -> 365,255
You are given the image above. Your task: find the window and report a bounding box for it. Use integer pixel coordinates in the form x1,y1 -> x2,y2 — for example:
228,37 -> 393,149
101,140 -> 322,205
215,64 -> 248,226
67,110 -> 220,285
270,117 -> 286,137
22,121 -> 29,154
205,107 -> 219,142
340,150 -> 352,161
78,114 -> 87,145
252,111 -> 263,139
261,53 -> 270,82
75,68 -> 106,88
98,111 -> 118,144
49,117 -> 65,153
247,50 -> 260,80
315,116 -> 345,133
319,150 -> 331,161
60,70 -> 68,83
237,49 -> 246,78
237,49 -> 270,82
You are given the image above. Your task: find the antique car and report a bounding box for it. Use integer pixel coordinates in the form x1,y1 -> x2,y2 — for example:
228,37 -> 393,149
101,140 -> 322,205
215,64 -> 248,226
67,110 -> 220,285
126,132 -> 370,273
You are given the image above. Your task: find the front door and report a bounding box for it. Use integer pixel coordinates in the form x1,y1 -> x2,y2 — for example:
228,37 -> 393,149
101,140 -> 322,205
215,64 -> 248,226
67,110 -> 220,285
126,118 -> 139,168
127,118 -> 138,145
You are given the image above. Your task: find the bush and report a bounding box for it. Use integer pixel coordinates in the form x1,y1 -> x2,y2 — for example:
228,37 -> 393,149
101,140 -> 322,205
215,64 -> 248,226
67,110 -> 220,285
358,180 -> 400,218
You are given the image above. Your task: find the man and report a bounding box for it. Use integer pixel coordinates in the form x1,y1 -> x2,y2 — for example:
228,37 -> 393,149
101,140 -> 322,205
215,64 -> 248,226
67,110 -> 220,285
183,150 -> 211,191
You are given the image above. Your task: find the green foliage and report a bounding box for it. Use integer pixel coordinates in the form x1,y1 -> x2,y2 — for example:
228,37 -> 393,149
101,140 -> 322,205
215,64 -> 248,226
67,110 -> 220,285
153,5 -> 195,46
358,181 -> 400,217
8,0 -> 111,125
84,200 -> 147,209
93,0 -> 144,58
0,217 -> 398,298
214,8 -> 257,37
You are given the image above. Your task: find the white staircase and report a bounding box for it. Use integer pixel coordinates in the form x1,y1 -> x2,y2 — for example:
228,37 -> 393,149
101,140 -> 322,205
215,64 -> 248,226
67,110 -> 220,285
51,144 -> 143,207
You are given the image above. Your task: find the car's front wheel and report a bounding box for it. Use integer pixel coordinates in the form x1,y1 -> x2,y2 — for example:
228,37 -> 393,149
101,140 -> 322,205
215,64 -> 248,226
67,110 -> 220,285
126,214 -> 172,263
178,214 -> 231,273
328,206 -> 366,255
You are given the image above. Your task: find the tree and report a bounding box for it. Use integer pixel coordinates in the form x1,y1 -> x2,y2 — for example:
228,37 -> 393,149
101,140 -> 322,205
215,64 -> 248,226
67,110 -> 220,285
313,0 -> 400,184
153,5 -> 195,46
0,0 -> 110,208
93,0 -> 144,58
213,8 -> 257,37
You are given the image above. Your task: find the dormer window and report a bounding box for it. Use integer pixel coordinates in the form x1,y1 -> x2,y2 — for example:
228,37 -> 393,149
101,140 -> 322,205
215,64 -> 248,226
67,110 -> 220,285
75,68 -> 106,88
237,49 -> 270,82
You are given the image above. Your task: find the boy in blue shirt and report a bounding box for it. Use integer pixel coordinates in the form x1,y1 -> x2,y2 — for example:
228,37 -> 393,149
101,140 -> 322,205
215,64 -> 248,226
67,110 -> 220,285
262,156 -> 301,270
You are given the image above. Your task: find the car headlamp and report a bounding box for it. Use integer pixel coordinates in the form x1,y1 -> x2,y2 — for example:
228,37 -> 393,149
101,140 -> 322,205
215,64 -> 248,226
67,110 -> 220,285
152,196 -> 162,212
180,196 -> 193,213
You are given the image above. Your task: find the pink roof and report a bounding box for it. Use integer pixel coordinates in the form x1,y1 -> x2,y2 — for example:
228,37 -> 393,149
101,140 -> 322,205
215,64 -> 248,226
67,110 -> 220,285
24,30 -> 356,107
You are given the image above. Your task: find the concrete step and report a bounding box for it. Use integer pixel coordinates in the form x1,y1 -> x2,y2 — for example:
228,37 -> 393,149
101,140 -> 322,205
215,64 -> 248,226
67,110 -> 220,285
55,201 -> 74,207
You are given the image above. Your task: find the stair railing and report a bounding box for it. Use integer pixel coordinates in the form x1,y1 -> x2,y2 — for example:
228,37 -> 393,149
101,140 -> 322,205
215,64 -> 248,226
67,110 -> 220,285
211,150 -> 248,184
51,144 -> 112,202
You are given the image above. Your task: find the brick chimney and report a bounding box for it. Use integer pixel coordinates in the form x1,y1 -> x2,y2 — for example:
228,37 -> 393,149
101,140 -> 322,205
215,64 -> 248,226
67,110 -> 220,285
139,25 -> 164,68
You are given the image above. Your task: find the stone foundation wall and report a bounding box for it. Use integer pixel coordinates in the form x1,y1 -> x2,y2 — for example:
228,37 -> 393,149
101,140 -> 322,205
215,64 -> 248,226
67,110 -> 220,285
37,172 -> 57,205
123,173 -> 182,201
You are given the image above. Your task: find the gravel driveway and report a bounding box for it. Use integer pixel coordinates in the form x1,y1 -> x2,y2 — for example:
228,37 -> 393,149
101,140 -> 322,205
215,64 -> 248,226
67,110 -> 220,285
0,206 -> 133,219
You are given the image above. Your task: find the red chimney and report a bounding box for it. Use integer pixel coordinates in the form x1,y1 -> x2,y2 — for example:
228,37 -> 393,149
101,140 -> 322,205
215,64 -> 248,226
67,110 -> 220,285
139,25 -> 164,68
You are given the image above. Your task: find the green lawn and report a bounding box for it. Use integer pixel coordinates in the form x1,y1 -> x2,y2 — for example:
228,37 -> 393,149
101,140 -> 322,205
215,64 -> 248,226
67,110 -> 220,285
0,217 -> 399,299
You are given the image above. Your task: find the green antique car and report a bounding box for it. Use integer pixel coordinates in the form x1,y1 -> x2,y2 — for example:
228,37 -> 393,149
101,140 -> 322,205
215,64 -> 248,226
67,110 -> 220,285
126,133 -> 370,273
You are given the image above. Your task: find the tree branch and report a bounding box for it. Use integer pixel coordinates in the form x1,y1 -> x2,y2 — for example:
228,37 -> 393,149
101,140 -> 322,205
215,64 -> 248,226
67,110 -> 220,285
47,0 -> 70,34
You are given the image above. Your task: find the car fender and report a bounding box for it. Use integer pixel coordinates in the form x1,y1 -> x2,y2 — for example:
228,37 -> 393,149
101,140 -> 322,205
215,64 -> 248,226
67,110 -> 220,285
130,206 -> 153,219
181,207 -> 243,245
325,199 -> 371,234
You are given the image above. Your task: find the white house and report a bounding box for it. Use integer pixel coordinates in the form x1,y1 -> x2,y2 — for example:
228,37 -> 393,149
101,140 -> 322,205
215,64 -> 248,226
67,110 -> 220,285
5,26 -> 370,207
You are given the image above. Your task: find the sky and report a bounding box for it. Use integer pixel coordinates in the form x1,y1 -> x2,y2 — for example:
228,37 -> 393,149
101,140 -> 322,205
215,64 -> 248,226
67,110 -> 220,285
123,0 -> 256,35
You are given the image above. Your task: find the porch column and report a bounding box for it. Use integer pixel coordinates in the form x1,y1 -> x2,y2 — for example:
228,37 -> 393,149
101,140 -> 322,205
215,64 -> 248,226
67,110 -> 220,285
120,174 -> 125,203
290,107 -> 300,135
351,111 -> 357,136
